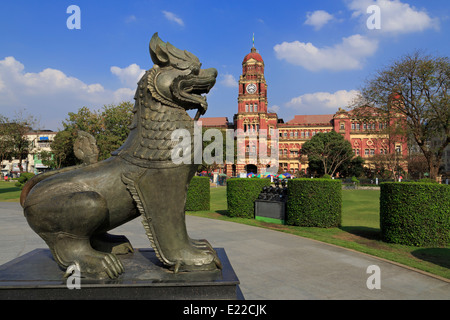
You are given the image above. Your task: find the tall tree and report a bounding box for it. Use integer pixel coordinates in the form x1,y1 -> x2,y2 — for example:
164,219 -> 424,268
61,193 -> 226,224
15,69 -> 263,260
301,130 -> 353,177
0,115 -> 14,167
353,51 -> 449,180
0,112 -> 38,172
60,101 -> 134,162
41,130 -> 79,169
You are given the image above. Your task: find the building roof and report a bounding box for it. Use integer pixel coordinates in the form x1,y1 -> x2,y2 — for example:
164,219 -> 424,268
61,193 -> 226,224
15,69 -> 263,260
286,114 -> 334,125
243,47 -> 263,64
196,117 -> 229,127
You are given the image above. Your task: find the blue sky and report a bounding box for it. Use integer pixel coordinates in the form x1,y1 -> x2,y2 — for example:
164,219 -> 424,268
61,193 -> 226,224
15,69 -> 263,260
0,0 -> 448,130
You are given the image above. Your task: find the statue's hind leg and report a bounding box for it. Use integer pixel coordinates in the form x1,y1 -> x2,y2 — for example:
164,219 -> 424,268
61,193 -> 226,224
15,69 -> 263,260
24,191 -> 124,279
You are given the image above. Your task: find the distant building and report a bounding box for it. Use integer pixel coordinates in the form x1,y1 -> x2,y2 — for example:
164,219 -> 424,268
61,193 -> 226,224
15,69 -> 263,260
201,45 -> 408,177
198,117 -> 230,129
1,130 -> 57,176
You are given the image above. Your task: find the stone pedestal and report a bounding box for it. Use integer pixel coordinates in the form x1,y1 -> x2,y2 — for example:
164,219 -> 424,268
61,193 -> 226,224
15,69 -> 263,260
0,248 -> 242,300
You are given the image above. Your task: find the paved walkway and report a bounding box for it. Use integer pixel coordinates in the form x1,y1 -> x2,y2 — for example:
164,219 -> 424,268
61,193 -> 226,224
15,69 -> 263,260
0,202 -> 449,300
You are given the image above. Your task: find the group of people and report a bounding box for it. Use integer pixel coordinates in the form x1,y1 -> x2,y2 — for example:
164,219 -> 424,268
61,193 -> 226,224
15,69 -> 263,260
1,172 -> 18,181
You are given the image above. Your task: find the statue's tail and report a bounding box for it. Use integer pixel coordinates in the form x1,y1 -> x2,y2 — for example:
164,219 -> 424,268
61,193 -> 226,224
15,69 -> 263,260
19,165 -> 83,208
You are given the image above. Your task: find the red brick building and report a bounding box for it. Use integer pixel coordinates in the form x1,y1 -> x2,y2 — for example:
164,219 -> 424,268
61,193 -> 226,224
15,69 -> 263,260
202,46 -> 408,177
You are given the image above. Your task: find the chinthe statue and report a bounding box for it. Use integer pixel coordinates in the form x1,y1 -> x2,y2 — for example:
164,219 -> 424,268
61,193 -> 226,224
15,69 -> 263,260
20,33 -> 221,279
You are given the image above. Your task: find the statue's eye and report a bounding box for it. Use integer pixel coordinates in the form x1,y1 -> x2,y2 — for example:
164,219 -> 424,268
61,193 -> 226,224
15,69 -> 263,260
191,63 -> 202,75
191,66 -> 200,75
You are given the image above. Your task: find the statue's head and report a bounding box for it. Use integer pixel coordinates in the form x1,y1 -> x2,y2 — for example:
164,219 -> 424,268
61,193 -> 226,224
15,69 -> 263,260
147,33 -> 217,117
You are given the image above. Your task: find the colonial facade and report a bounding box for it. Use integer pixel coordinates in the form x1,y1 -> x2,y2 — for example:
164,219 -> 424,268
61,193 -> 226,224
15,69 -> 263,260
206,46 -> 408,177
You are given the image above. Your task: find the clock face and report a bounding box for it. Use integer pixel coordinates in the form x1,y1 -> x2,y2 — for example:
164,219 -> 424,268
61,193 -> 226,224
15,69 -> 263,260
246,83 -> 257,94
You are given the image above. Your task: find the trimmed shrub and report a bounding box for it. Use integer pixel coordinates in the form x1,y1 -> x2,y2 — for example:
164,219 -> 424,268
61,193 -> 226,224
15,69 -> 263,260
15,172 -> 35,190
380,182 -> 450,246
227,178 -> 271,218
416,178 -> 438,184
286,178 -> 342,227
351,176 -> 360,185
185,176 -> 210,211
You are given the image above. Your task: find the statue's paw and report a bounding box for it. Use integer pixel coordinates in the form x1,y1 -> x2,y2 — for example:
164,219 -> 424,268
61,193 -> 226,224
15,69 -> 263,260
111,241 -> 134,255
189,238 -> 222,270
96,252 -> 124,279
190,238 -> 213,251
91,233 -> 134,255
171,249 -> 222,273
67,251 -> 124,280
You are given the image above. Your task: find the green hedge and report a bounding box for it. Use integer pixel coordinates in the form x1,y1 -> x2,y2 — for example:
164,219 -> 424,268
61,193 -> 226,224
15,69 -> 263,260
15,172 -> 35,189
227,178 -> 271,218
286,178 -> 342,227
380,182 -> 450,246
185,176 -> 210,211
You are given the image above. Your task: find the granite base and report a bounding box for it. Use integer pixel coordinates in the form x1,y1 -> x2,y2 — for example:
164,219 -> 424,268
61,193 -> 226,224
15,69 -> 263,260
0,248 -> 242,300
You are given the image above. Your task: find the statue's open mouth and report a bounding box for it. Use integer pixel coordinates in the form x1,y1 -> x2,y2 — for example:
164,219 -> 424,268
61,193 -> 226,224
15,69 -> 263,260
172,68 -> 217,111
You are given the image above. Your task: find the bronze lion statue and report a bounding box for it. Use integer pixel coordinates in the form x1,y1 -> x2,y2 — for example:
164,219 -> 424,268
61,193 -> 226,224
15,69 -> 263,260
20,33 -> 221,279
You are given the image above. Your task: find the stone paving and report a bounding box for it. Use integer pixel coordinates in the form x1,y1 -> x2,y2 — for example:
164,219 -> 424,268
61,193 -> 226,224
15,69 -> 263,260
1,202 -> 449,300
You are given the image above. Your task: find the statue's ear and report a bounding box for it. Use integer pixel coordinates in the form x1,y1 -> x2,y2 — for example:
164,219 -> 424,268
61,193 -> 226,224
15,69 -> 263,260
149,33 -> 169,66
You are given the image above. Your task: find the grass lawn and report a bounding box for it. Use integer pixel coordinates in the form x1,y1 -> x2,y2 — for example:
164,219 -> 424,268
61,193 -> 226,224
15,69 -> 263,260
189,186 -> 450,280
1,181 -> 448,279
0,181 -> 21,202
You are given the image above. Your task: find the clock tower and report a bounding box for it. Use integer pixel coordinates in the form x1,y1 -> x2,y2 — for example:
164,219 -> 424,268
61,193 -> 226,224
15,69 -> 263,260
232,45 -> 279,175
234,46 -> 270,135
237,47 -> 268,116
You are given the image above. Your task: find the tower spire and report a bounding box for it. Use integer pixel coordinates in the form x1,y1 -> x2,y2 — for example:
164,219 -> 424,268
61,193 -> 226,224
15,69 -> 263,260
252,33 -> 255,48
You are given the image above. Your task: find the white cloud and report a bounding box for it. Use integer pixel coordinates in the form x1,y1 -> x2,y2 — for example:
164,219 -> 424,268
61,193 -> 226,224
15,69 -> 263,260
268,105 -> 280,113
220,74 -> 238,88
110,64 -> 145,88
162,11 -> 184,27
274,34 -> 378,71
125,15 -> 137,23
286,90 -> 359,111
304,10 -> 334,30
112,87 -> 135,102
347,0 -> 439,34
0,56 -> 138,130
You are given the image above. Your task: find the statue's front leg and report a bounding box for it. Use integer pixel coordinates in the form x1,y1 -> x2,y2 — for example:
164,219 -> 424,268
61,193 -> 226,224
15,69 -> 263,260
135,165 -> 221,272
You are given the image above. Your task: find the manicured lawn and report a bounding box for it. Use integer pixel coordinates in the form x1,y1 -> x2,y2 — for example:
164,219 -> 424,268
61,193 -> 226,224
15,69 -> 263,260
342,189 -> 380,229
189,186 -> 450,280
0,181 -> 21,202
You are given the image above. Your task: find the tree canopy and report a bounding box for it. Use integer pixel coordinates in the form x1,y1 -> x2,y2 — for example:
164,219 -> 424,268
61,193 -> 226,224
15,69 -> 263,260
46,102 -> 134,168
353,51 -> 449,180
301,130 -> 353,177
0,112 -> 38,171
